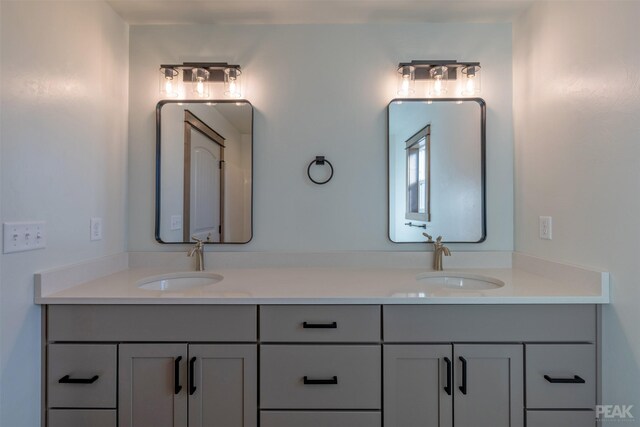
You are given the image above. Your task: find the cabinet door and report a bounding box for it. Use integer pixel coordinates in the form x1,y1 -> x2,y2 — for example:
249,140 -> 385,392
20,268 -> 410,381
119,344 -> 188,427
188,344 -> 257,427
454,344 -> 524,427
383,345 -> 453,427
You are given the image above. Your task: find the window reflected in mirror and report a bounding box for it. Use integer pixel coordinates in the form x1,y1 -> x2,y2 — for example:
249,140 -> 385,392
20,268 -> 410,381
388,99 -> 485,243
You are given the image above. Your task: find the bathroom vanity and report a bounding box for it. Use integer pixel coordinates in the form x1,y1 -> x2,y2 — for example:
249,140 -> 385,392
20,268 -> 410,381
36,254 -> 608,427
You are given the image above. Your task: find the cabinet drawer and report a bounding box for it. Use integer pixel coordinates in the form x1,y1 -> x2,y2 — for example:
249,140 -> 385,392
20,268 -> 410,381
260,345 -> 381,409
261,411 -> 381,427
526,344 -> 596,409
384,305 -> 596,342
260,305 -> 380,342
48,305 -> 256,342
48,344 -> 117,408
48,409 -> 116,427
527,410 -> 595,427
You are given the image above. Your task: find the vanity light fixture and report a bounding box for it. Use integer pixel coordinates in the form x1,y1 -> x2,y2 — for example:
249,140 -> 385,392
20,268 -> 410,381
396,60 -> 481,97
158,62 -> 243,99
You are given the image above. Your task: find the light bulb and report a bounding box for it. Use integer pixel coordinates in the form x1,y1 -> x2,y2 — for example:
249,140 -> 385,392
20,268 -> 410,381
461,65 -> 481,95
159,67 -> 179,98
196,80 -> 204,96
401,75 -> 410,95
224,67 -> 243,98
429,66 -> 448,96
465,76 -> 475,94
434,78 -> 443,95
229,79 -> 237,96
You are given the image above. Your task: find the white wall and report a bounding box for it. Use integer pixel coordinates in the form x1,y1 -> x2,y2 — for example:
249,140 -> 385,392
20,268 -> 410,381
128,23 -> 514,252
513,1 -> 640,420
0,2 -> 129,425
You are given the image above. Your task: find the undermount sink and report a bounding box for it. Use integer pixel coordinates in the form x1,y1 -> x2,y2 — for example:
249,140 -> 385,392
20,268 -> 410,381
137,272 -> 223,291
415,272 -> 505,290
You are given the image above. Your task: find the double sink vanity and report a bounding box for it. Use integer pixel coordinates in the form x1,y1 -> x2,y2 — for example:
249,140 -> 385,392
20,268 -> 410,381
36,251 -> 609,427
35,97 -> 609,427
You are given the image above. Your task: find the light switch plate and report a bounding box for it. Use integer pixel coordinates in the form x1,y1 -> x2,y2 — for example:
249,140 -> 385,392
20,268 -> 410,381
539,216 -> 552,240
3,221 -> 47,253
90,217 -> 103,241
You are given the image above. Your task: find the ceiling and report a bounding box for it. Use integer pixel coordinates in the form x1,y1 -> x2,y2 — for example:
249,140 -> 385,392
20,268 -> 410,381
106,0 -> 534,25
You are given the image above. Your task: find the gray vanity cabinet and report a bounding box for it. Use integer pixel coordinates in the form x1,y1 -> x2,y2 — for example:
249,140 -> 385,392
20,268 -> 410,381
119,343 -> 257,427
383,345 -> 453,427
119,344 -> 188,427
453,344 -> 524,427
188,345 -> 257,427
383,344 -> 523,427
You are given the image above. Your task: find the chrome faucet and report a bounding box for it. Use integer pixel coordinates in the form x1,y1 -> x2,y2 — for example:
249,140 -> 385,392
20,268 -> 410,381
423,233 -> 451,271
187,236 -> 205,271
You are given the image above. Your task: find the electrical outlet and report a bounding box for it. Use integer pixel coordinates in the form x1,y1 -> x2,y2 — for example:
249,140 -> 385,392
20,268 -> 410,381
3,221 -> 47,253
539,216 -> 552,240
90,217 -> 103,241
170,215 -> 183,231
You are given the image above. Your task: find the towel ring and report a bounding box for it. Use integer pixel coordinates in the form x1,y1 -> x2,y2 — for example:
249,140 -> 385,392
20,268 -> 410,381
307,156 -> 334,185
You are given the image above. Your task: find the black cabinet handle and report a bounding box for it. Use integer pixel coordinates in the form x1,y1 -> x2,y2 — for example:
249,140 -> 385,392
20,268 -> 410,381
58,375 -> 99,384
302,321 -> 337,329
459,356 -> 467,395
174,356 -> 182,395
443,357 -> 452,396
189,357 -> 197,395
303,376 -> 338,385
544,375 -> 586,384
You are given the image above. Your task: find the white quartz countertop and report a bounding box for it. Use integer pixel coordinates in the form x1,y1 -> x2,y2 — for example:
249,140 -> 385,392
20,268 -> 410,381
35,253 -> 610,304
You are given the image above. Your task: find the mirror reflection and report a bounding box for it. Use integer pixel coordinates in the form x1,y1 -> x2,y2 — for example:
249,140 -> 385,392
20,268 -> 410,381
388,99 -> 485,243
156,101 -> 253,243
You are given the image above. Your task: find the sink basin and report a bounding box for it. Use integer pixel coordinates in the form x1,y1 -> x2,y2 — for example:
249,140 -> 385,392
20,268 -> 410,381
415,272 -> 505,290
137,272 -> 223,291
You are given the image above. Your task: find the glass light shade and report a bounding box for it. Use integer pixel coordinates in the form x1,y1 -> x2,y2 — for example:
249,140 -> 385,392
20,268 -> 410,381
397,65 -> 415,96
191,68 -> 210,98
461,65 -> 481,96
159,67 -> 179,98
224,67 -> 242,98
428,66 -> 448,96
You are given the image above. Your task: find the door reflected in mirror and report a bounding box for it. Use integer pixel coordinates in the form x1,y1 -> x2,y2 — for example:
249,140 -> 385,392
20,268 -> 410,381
388,99 -> 485,243
156,101 -> 253,244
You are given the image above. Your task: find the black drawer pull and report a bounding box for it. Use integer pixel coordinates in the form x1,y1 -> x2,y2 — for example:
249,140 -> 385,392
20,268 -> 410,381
544,375 -> 586,384
302,321 -> 337,329
174,356 -> 182,395
58,375 -> 99,384
189,357 -> 197,395
459,356 -> 468,395
443,357 -> 452,396
303,376 -> 338,385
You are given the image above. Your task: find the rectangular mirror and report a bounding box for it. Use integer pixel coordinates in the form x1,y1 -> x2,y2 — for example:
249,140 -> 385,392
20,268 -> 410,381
156,100 -> 253,243
388,99 -> 485,243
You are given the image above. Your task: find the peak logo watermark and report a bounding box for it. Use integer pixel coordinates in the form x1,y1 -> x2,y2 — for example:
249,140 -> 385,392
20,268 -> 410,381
597,405 -> 634,422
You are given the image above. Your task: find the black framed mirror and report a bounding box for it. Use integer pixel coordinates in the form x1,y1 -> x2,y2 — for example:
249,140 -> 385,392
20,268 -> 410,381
388,98 -> 486,243
155,100 -> 253,244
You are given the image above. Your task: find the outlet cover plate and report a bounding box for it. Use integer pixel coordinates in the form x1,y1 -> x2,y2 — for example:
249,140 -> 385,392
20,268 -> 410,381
539,216 -> 552,240
90,217 -> 103,241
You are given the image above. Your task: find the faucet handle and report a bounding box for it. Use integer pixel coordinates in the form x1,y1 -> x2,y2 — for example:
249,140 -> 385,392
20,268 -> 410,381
422,232 -> 433,242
